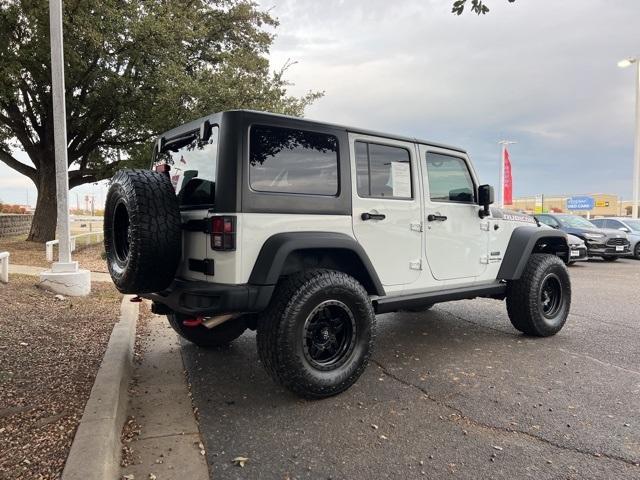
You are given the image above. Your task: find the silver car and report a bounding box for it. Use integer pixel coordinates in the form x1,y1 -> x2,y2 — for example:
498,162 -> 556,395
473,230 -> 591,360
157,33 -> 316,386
590,217 -> 640,259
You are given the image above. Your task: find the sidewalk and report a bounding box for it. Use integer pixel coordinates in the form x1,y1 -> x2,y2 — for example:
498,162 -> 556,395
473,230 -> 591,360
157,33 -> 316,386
9,263 -> 112,282
120,309 -> 209,479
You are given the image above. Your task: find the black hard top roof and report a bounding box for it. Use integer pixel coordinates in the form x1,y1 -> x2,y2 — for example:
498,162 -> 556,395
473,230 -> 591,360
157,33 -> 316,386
158,109 -> 467,154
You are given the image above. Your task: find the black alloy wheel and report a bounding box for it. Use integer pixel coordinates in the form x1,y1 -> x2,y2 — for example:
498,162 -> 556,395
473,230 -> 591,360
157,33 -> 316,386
302,300 -> 357,370
539,274 -> 563,319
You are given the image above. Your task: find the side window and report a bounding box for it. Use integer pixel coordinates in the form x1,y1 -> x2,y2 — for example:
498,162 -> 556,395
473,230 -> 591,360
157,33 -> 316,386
355,141 -> 412,199
608,220 -> 622,229
425,152 -> 475,203
538,216 -> 559,228
249,125 -> 338,196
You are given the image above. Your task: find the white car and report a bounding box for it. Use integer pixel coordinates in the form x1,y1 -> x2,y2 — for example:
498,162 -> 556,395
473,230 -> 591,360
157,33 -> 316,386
103,110 -> 571,398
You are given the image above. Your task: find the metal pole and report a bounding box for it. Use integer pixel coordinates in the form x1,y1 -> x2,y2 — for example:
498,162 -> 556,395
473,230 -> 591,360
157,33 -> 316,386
49,0 -> 75,269
632,61 -> 640,219
499,144 -> 505,208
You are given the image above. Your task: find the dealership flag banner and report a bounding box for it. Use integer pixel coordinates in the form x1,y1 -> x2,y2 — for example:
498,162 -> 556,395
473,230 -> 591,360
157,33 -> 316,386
502,147 -> 513,206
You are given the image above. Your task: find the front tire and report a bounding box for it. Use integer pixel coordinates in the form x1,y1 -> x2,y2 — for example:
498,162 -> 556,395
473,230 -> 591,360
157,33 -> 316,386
167,313 -> 247,348
635,243 -> 640,260
506,254 -> 571,337
257,269 -> 375,399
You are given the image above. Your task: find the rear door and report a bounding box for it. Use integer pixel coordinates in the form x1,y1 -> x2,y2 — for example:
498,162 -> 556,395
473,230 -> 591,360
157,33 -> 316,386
350,134 -> 422,287
156,127 -> 219,281
419,146 -> 488,280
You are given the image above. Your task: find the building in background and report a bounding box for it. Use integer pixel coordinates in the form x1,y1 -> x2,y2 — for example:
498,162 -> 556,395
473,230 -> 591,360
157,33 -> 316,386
512,194 -> 630,217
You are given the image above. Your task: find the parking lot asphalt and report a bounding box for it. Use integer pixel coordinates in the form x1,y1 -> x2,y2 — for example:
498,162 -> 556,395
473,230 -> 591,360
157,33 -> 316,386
181,259 -> 640,479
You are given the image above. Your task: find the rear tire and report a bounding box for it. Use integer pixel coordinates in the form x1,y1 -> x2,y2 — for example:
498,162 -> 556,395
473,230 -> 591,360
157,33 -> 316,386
506,254 -> 571,337
167,313 -> 247,348
257,269 -> 375,399
601,256 -> 618,262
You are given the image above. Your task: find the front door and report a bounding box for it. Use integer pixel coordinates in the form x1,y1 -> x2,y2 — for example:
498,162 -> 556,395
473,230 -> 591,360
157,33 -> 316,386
419,146 -> 488,280
350,134 -> 422,287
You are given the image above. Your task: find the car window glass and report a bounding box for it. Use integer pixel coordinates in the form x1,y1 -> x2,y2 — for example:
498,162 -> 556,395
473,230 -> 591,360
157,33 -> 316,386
538,216 -> 559,228
624,220 -> 640,232
608,220 -> 623,229
155,127 -> 219,206
558,216 -> 596,228
355,141 -> 412,199
425,152 -> 475,203
249,125 -> 338,196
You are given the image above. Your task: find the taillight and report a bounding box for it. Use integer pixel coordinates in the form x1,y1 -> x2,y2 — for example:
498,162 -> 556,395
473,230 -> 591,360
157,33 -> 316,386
211,216 -> 236,251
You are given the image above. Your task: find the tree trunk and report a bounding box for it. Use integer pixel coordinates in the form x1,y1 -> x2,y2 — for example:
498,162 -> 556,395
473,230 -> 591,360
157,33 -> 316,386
26,164 -> 58,243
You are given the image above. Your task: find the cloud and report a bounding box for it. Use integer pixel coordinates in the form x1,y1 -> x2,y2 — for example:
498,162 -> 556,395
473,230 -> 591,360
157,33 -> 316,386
262,0 -> 639,197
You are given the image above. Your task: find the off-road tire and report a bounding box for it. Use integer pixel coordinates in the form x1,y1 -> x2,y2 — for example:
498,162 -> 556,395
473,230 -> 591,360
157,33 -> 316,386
256,269 -> 376,399
104,169 -> 181,293
167,313 -> 247,348
506,254 -> 571,337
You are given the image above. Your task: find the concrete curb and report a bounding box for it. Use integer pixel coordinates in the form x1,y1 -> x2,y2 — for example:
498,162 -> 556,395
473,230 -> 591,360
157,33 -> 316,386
62,295 -> 138,480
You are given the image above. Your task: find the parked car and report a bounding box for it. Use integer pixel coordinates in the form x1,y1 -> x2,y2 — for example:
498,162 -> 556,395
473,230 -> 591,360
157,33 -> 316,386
536,213 -> 630,261
538,223 -> 587,264
590,217 -> 640,259
103,110 -> 572,399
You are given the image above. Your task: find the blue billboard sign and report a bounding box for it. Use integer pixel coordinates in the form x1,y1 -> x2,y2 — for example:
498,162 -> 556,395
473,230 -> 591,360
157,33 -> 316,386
566,196 -> 595,211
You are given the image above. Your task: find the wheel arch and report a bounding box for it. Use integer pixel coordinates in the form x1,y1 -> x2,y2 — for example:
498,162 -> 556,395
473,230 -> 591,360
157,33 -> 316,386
497,227 -> 569,280
248,232 -> 385,296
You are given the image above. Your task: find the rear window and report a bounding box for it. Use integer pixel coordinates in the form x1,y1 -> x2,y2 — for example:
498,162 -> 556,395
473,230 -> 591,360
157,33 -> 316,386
156,127 -> 219,206
249,125 -> 338,196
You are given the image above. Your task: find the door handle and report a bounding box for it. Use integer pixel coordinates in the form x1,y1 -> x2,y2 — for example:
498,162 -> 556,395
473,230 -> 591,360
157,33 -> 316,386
361,212 -> 386,221
427,214 -> 448,222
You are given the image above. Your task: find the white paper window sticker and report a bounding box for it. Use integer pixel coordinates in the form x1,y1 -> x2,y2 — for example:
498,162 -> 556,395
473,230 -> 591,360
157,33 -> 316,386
390,161 -> 411,198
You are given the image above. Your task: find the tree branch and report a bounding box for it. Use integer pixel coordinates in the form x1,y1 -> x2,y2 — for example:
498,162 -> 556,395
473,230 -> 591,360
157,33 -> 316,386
0,148 -> 37,182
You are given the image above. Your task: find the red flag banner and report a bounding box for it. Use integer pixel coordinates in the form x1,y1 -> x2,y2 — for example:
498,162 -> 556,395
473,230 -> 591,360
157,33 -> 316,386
503,147 -> 513,205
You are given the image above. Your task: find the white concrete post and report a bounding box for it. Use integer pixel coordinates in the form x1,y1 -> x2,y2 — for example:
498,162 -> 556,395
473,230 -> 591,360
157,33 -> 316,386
39,0 -> 91,296
0,252 -> 9,283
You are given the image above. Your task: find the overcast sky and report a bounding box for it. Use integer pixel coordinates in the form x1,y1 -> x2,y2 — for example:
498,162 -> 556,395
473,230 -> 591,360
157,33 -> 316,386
1,0 -> 638,206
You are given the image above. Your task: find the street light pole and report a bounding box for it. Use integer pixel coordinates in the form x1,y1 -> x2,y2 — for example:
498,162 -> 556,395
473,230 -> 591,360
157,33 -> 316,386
49,0 -> 73,268
618,57 -> 640,218
39,0 -> 90,296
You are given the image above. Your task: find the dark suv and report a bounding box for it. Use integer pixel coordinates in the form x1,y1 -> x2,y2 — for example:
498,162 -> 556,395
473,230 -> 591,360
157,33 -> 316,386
536,213 -> 631,261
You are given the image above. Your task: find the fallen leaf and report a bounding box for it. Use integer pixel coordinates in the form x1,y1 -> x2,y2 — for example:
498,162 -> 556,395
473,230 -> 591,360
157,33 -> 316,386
232,456 -> 249,467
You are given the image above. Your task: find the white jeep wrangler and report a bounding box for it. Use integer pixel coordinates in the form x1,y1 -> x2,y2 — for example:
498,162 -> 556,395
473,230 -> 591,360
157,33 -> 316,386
104,110 -> 571,399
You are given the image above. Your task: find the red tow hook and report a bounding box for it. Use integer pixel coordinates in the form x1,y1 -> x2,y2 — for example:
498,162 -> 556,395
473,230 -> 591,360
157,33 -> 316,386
182,316 -> 203,327
130,296 -> 143,303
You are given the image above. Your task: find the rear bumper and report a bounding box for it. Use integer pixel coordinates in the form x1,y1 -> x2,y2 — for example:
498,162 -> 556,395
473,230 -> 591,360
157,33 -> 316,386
141,279 -> 275,316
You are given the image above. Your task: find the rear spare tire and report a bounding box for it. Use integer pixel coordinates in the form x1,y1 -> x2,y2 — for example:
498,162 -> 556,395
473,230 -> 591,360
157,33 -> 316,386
104,169 -> 181,293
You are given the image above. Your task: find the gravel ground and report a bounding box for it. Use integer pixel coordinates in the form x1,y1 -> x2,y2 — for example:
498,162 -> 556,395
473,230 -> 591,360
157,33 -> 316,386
0,275 -> 122,479
0,236 -> 107,272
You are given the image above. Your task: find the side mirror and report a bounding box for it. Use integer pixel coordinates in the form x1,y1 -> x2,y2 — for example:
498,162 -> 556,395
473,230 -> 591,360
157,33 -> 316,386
478,184 -> 494,218
619,227 -> 630,233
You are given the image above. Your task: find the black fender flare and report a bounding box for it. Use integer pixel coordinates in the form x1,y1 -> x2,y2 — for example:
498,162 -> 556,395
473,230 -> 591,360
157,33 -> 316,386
248,232 -> 385,296
497,226 -> 569,280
